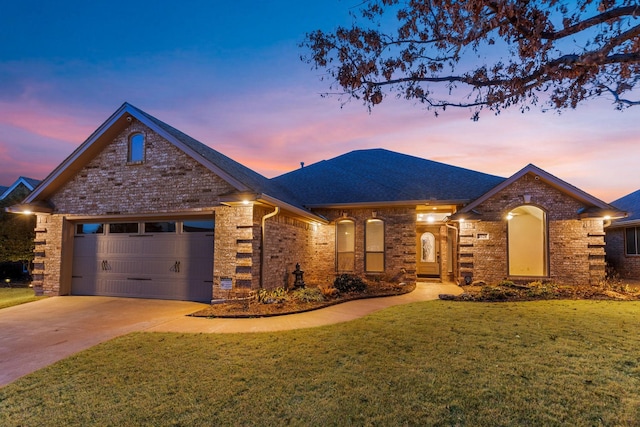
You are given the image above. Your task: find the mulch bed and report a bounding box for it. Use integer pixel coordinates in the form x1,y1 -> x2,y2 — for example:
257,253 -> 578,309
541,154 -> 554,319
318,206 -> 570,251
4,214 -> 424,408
443,280 -> 640,302
191,282 -> 416,318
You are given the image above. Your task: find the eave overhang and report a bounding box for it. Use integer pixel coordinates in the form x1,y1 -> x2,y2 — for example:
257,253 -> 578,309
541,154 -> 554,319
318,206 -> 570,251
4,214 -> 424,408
5,201 -> 53,215
220,193 -> 329,224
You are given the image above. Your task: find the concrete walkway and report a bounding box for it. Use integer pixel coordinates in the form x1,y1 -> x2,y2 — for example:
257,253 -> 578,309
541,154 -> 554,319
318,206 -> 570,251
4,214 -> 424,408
0,282 -> 461,387
147,282 -> 463,333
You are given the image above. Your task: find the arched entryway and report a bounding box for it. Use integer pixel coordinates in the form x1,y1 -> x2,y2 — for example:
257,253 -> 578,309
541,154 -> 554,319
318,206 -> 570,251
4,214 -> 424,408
507,205 -> 548,276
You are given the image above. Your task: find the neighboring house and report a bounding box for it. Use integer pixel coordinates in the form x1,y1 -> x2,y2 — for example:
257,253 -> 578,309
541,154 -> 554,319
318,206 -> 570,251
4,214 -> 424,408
9,103 -> 624,302
1,177 -> 40,281
0,176 -> 41,201
605,190 -> 640,279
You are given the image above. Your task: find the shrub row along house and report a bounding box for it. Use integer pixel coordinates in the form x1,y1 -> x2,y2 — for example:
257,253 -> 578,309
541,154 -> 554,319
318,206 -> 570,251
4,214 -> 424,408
9,103 -> 626,302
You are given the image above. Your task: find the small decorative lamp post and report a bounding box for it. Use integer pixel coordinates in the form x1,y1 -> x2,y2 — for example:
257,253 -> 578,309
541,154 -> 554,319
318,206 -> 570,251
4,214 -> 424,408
4,278 -> 10,288
292,263 -> 306,289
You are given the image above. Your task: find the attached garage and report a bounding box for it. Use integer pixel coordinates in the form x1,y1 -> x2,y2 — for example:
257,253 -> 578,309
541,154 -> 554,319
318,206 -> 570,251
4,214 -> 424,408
71,219 -> 214,302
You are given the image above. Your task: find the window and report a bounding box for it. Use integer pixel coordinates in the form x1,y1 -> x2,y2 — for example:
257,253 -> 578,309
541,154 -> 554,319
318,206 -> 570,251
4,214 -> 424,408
366,219 -> 384,272
507,205 -> 548,276
626,227 -> 640,255
109,223 -> 139,234
336,220 -> 355,271
76,223 -> 104,235
128,133 -> 144,163
144,222 -> 176,233
183,220 -> 215,232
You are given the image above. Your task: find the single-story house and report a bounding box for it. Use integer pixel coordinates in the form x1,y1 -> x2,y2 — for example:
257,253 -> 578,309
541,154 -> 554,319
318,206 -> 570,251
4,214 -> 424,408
10,103 -> 625,302
605,190 -> 640,279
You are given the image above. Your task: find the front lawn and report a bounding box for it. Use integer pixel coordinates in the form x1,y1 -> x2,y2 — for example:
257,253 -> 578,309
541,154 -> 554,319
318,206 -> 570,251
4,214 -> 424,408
1,300 -> 639,425
0,287 -> 45,310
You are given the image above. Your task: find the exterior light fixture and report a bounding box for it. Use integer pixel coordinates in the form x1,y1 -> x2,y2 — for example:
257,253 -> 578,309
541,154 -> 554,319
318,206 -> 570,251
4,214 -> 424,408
242,200 -> 249,205
604,215 -> 611,220
506,213 -> 514,220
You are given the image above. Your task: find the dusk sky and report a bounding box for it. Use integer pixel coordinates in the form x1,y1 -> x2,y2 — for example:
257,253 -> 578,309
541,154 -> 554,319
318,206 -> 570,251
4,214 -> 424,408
1,1 -> 638,202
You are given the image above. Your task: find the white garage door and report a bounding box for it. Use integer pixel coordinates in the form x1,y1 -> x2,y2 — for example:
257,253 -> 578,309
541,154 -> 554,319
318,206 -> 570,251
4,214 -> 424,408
71,220 -> 214,302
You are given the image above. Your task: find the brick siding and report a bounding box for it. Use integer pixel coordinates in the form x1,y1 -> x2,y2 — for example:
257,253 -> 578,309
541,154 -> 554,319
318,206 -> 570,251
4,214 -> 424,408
457,174 -> 606,286
606,227 -> 640,279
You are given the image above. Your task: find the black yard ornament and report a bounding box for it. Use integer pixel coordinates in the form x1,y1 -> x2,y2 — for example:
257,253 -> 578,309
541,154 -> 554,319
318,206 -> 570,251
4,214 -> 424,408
292,263 -> 306,289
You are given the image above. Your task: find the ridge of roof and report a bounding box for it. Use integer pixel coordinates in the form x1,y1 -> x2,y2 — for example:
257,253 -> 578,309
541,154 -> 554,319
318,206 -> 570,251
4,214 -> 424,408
271,148 -> 506,206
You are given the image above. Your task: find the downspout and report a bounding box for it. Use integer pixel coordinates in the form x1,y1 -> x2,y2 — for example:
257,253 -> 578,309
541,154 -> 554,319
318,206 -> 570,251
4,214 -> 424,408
260,206 -> 280,289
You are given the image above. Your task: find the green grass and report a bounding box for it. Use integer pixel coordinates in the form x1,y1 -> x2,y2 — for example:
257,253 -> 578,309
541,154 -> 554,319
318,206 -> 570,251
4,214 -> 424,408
1,300 -> 640,426
0,287 -> 45,309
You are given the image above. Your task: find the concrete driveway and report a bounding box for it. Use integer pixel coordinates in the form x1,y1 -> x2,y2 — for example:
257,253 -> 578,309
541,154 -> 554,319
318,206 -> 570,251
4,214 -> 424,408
0,282 -> 462,387
0,296 -> 205,387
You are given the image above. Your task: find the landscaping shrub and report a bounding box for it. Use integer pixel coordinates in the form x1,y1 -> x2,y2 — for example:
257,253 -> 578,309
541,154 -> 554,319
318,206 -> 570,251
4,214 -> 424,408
333,274 -> 367,293
319,285 -> 338,299
291,287 -> 325,303
256,287 -> 289,304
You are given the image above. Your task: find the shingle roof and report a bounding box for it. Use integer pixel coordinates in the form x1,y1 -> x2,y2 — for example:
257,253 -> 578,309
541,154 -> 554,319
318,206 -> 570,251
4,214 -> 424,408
271,149 -> 506,206
611,189 -> 640,223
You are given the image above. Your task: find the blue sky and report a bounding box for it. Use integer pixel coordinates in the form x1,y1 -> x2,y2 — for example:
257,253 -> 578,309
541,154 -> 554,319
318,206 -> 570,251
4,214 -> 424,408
1,1 -> 638,201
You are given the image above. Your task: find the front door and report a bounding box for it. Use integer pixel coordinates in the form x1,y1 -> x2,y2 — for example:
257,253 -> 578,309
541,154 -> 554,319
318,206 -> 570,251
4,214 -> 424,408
417,226 -> 440,277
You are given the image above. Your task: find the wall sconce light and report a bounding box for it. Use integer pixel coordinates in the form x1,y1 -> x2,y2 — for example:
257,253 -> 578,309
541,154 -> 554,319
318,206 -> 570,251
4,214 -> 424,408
506,213 -> 514,220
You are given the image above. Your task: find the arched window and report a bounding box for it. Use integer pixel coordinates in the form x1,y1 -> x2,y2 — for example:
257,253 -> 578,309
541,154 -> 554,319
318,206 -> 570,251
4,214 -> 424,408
128,133 -> 145,163
336,220 -> 355,271
366,219 -> 384,272
507,205 -> 548,276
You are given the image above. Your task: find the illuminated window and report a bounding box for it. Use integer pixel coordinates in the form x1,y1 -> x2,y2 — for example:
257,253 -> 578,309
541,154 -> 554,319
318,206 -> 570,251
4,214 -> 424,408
625,227 -> 640,255
507,205 -> 548,276
336,220 -> 355,271
128,133 -> 144,163
366,219 -> 384,272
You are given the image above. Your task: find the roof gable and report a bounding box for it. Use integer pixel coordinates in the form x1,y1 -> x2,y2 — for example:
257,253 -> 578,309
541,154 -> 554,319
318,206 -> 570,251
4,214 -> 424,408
456,164 -> 621,219
271,149 -> 506,207
25,103 -> 283,205
0,176 -> 41,200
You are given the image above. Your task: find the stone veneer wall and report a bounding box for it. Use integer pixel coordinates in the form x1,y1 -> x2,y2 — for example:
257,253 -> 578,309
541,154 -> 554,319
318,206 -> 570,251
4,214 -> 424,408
32,214 -> 64,296
605,227 -> 640,279
313,207 -> 417,285
457,174 -> 606,286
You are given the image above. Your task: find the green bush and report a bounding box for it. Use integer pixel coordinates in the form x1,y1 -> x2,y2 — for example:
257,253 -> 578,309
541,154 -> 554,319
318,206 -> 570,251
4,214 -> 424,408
291,287 -> 325,303
333,274 -> 367,294
256,287 -> 288,304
